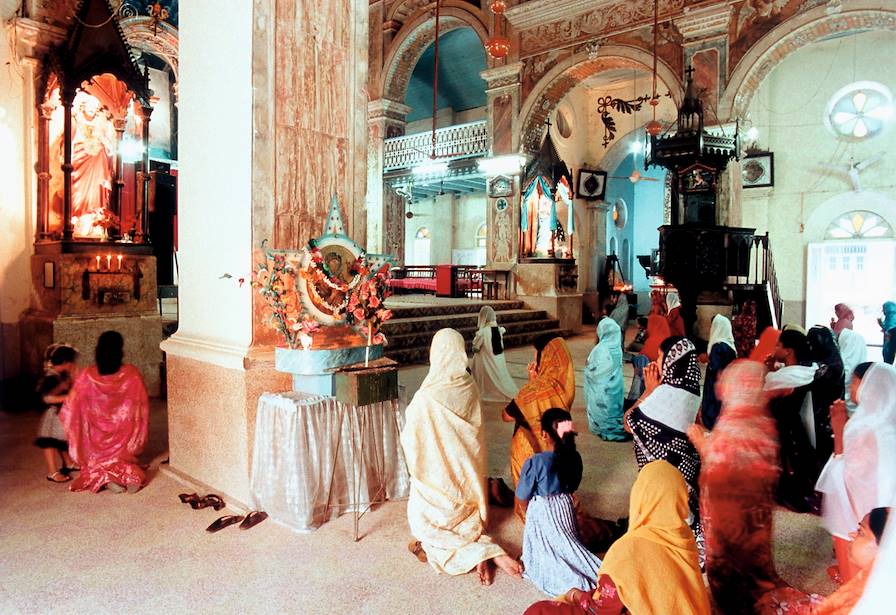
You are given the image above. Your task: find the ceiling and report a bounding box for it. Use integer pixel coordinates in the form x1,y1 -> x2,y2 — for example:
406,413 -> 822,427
405,28 -> 487,123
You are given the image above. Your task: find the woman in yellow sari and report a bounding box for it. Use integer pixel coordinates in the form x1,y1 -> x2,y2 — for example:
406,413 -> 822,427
504,335 -> 576,520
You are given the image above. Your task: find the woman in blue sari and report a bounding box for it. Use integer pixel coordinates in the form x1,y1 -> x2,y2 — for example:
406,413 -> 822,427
879,301 -> 896,364
584,318 -> 626,441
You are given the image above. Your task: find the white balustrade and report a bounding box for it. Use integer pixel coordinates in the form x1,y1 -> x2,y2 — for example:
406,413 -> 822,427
383,120 -> 489,171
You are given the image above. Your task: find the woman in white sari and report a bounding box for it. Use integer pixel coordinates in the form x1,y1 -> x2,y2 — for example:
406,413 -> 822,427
402,328 -> 523,585
470,306 -> 519,402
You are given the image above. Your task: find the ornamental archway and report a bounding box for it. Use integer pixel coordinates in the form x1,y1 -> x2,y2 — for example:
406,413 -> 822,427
720,8 -> 896,120
518,45 -> 683,153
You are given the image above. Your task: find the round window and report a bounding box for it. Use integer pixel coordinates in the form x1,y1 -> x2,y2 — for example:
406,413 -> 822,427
824,81 -> 893,141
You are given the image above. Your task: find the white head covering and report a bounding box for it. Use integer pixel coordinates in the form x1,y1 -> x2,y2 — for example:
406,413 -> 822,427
844,363 -> 896,511
477,305 -> 498,330
666,292 -> 681,312
838,328 -> 868,384
708,314 -> 736,352
419,328 -> 478,418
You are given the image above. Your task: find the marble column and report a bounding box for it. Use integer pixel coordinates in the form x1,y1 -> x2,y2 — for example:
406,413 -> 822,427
36,101 -> 53,241
162,0 -> 369,506
481,63 -> 523,277
366,99 -> 409,254
137,105 -> 152,243
61,90 -> 73,240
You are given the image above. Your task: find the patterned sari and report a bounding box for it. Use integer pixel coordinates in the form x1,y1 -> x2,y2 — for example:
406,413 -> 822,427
509,338 -> 576,518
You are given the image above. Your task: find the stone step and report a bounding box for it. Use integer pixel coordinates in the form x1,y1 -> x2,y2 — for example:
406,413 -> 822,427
385,300 -> 524,320
384,327 -> 570,366
381,309 -> 549,335
384,317 -> 561,350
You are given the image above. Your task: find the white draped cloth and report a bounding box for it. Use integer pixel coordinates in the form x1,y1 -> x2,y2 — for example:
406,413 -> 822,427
838,328 -> 868,413
816,363 -> 896,539
638,384 -> 700,434
764,363 -> 818,448
470,306 -> 519,403
708,314 -> 736,353
402,328 -> 506,575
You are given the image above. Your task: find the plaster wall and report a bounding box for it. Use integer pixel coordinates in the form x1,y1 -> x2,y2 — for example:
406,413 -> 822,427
0,0 -> 32,380
170,0 -> 253,355
742,30 -> 896,326
403,192 -> 488,265
405,105 -> 486,134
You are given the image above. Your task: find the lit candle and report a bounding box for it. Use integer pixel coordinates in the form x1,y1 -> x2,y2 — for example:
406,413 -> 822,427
117,254 -> 123,271
106,254 -> 111,271
95,255 -> 100,271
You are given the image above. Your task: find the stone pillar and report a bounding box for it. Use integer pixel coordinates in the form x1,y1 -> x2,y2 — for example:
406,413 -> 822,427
61,90 -> 73,240
366,98 -> 409,254
585,201 -> 609,318
36,101 -> 53,241
481,63 -> 523,276
137,105 -> 152,243
110,117 -> 126,238
162,0 -> 368,507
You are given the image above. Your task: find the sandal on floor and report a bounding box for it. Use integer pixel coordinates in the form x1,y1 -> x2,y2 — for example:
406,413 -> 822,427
46,471 -> 71,483
189,494 -> 225,510
178,492 -> 200,504
206,515 -> 244,533
239,511 -> 268,530
408,540 -> 428,563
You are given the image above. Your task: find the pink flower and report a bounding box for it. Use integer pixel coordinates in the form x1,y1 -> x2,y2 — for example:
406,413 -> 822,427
369,295 -> 380,308
353,308 -> 365,320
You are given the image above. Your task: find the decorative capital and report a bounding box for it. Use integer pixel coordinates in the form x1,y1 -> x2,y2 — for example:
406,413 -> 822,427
675,4 -> 731,40
505,0 -> 615,31
9,17 -> 66,60
481,62 -> 523,93
367,99 -> 412,123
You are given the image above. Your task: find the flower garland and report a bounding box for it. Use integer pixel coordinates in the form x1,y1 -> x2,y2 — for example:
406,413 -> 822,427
345,263 -> 394,346
300,242 -> 368,313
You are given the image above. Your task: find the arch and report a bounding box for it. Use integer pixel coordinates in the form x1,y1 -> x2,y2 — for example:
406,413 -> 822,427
518,45 -> 683,154
119,17 -> 179,81
719,7 -> 896,120
380,1 -> 489,103
804,191 -> 896,243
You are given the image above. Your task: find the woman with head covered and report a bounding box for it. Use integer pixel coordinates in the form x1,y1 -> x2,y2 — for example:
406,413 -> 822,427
402,328 -> 522,585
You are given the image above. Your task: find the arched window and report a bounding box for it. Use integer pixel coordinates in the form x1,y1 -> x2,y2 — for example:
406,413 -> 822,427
825,210 -> 893,239
415,226 -> 431,239
824,81 -> 893,141
475,223 -> 487,248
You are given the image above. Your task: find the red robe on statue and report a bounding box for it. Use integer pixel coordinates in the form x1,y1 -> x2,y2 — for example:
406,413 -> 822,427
60,364 -> 150,492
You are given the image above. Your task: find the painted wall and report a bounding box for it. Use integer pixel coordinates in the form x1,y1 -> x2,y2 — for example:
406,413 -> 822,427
0,0 -> 32,381
743,29 -> 896,326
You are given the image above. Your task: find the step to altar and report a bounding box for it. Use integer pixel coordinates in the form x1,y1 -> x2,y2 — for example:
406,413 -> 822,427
381,299 -> 569,366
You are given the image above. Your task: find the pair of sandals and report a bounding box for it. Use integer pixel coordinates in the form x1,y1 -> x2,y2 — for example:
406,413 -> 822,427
206,511 -> 268,533
178,492 -> 225,511
46,465 -> 80,483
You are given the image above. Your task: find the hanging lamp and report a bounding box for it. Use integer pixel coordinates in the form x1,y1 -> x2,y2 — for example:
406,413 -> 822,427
485,1 -> 511,60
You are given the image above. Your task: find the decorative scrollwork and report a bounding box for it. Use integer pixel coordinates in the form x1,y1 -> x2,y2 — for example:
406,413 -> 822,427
596,92 -> 670,148
118,2 -> 139,18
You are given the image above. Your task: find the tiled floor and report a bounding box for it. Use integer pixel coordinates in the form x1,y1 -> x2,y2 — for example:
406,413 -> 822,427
0,327 -> 834,614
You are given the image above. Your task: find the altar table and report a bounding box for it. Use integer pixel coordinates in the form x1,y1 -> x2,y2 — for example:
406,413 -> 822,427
250,392 -> 409,539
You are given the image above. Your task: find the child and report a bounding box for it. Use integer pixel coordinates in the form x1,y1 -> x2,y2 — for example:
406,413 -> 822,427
516,408 -> 601,596
35,343 -> 79,482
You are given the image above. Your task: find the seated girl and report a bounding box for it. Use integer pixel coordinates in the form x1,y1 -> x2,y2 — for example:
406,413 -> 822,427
517,409 -> 601,596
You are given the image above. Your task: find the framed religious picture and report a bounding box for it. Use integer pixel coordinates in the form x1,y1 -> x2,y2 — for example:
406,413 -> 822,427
577,168 -> 607,200
742,152 -> 774,188
488,175 -> 513,198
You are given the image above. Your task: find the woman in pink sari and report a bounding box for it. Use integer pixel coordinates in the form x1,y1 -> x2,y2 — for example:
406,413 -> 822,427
60,331 -> 150,493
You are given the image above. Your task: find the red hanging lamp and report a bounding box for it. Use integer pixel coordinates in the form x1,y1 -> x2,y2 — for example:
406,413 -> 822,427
485,0 -> 511,60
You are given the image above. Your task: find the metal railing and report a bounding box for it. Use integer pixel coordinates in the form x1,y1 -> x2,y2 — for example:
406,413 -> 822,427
383,120 -> 489,171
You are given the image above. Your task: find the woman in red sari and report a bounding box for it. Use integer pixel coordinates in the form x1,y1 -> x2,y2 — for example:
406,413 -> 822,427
60,331 -> 150,493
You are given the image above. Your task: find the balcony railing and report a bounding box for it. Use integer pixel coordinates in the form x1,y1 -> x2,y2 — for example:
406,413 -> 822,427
383,120 -> 489,171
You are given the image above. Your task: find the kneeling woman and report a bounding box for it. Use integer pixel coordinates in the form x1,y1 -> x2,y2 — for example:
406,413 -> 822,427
402,328 -> 522,585
517,409 -> 601,596
524,461 -> 710,615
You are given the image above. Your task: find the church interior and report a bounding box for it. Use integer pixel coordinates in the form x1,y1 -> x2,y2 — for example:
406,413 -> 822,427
1,0 -> 895,613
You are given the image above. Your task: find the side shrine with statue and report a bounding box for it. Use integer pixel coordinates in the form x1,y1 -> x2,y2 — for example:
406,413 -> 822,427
249,197 -> 408,538
514,127 -> 582,332
20,0 -> 163,394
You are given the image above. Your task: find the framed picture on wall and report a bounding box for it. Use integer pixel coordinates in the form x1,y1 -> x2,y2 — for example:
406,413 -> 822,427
577,168 -> 607,200
742,152 -> 774,188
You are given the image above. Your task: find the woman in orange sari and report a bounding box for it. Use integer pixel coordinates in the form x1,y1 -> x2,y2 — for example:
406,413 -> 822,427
504,335 -> 576,520
641,314 -> 671,362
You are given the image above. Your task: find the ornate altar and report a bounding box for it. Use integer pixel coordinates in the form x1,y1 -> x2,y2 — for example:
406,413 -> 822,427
254,197 -> 397,397
21,0 -> 162,393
